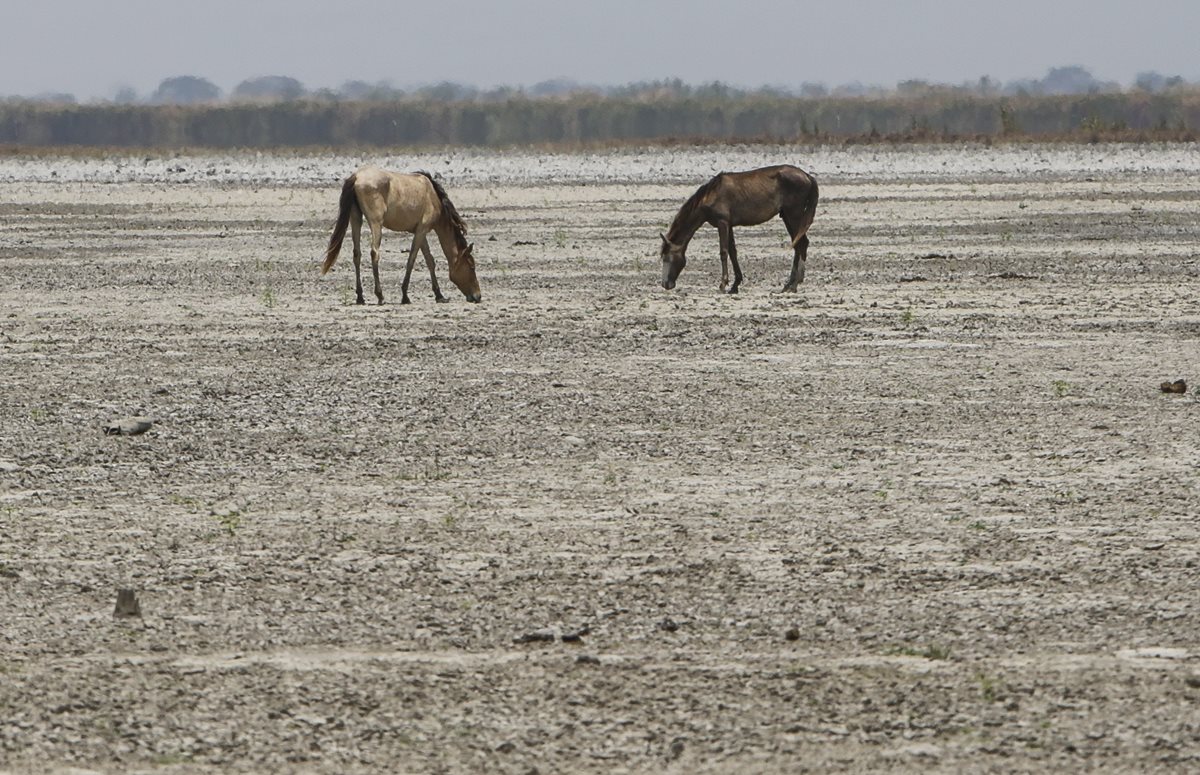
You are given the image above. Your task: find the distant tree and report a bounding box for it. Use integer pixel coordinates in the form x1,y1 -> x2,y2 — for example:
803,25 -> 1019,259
897,79 -> 934,97
113,86 -> 140,104
1038,66 -> 1119,95
418,81 -> 478,101
798,82 -> 829,99
1134,71 -> 1187,93
975,76 -> 999,97
232,75 -> 306,102
530,78 -> 583,97
30,92 -> 77,104
151,75 -> 221,104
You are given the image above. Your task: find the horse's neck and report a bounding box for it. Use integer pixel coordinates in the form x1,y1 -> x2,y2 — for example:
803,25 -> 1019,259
667,207 -> 705,247
433,222 -> 461,263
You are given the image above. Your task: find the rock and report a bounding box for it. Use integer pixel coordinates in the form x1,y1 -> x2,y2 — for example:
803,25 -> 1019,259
1160,379 -> 1187,394
657,618 -> 679,633
514,629 -> 556,644
104,417 -> 154,436
785,627 -> 801,641
113,589 -> 142,618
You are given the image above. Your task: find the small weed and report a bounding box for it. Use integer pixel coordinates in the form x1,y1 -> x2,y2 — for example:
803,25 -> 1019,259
900,307 -> 915,327
30,408 -> 46,421
977,672 -> 1002,702
214,511 -> 241,537
552,228 -> 568,249
1052,379 -> 1071,398
967,520 -> 988,531
890,643 -> 952,661
260,287 -> 277,309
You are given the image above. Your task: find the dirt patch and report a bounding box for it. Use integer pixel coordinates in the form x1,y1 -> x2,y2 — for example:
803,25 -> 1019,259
2,146 -> 1199,772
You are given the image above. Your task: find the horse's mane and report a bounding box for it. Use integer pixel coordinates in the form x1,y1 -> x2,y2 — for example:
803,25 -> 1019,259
417,171 -> 468,252
667,174 -> 721,242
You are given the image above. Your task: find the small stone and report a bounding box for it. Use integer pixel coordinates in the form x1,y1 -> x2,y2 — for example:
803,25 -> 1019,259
1160,379 -> 1187,394
114,589 -> 142,618
514,629 -> 556,644
576,654 -> 600,665
658,618 -> 679,633
104,417 -> 154,436
561,627 -> 589,643
785,627 -> 801,641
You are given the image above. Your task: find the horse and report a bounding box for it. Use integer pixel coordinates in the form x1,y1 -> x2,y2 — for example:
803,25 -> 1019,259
322,166 -> 481,304
660,165 -> 819,293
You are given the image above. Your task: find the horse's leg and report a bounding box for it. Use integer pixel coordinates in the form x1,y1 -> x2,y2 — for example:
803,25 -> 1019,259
782,212 -> 808,292
717,222 -> 731,291
420,238 -> 447,303
722,223 -> 744,294
368,219 -> 384,305
351,207 -> 365,305
400,229 -> 425,305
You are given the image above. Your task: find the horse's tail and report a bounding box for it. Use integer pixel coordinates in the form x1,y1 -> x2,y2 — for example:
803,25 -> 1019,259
322,174 -> 357,274
418,171 -> 468,250
790,172 -> 820,248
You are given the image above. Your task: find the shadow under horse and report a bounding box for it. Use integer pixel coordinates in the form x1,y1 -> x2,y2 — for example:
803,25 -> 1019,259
660,165 -> 819,293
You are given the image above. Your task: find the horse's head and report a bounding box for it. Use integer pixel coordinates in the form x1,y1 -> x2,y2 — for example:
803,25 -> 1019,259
450,242 -> 482,303
660,233 -> 686,290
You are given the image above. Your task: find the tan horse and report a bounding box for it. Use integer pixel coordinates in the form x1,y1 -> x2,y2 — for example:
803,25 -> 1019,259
660,165 -> 819,293
322,166 -> 481,304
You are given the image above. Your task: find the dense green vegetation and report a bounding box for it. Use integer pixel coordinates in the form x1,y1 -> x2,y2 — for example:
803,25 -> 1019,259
2,90 -> 1197,148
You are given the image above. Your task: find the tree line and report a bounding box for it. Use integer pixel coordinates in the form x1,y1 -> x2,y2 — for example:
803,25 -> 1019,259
1,89 -> 1197,148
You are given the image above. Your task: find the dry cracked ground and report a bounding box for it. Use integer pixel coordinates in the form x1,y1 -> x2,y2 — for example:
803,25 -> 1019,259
1,145 -> 1199,773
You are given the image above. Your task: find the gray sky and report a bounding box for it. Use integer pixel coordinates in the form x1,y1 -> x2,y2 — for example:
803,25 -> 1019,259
4,0 -> 1198,99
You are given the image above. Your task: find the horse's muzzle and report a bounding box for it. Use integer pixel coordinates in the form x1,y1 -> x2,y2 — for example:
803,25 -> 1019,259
662,280 -> 675,290
467,293 -> 482,303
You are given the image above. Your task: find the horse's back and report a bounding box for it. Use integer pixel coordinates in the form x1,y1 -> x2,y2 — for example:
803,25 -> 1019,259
352,166 -> 438,233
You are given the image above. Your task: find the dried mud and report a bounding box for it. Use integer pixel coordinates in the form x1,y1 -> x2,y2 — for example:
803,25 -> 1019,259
1,145 -> 1199,773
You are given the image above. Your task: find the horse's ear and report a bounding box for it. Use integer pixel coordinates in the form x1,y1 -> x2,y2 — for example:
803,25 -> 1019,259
660,233 -> 670,247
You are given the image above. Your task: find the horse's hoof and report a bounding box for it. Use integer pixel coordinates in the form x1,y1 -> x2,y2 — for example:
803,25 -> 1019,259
727,287 -> 739,295
355,298 -> 365,305
435,297 -> 449,304
401,298 -> 411,305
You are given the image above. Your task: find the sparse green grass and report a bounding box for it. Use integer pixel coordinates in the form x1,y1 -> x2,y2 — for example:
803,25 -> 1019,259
214,510 -> 241,537
260,287 -> 277,308
891,643 -> 952,661
977,672 -> 1002,702
1052,379 -> 1071,398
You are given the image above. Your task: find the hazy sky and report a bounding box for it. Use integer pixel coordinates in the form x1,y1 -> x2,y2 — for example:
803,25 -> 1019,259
4,1 -> 1198,99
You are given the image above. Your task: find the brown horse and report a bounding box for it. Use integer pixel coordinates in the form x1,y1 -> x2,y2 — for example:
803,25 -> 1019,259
322,166 -> 481,304
660,165 -> 819,293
